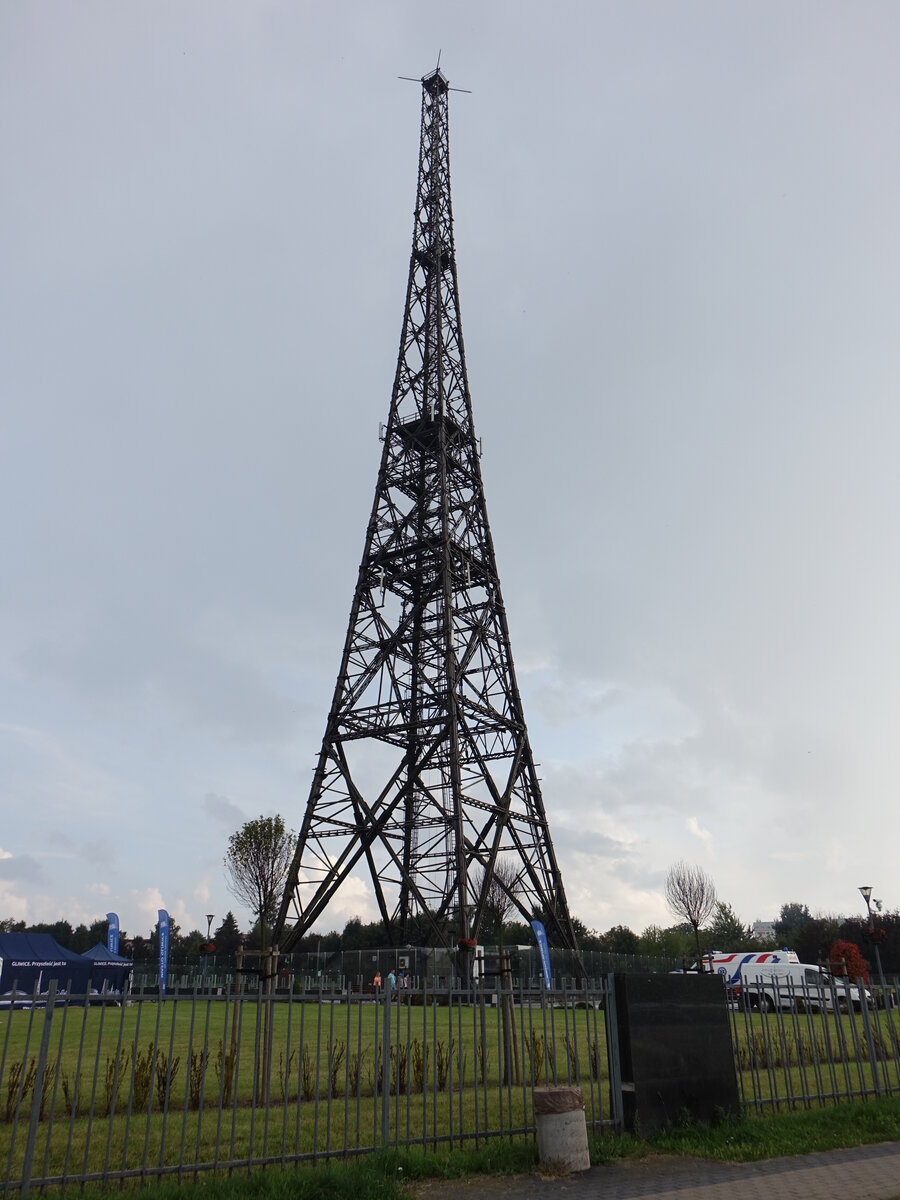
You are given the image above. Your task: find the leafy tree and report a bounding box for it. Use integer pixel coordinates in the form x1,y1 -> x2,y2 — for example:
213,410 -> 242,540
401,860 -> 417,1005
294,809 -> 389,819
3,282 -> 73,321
570,924 -> 603,952
67,919 -> 110,953
665,861 -> 717,968
224,814 -> 295,950
840,911 -> 900,975
128,935 -> 152,963
213,912 -> 244,955
774,902 -> 811,950
707,901 -> 752,949
0,919 -> 26,933
504,920 -> 535,947
569,916 -> 600,948
794,915 -> 841,965
638,925 -> 694,961
25,919 -> 75,947
340,917 -> 365,950
180,930 -> 205,961
340,917 -> 387,950
597,924 -> 641,955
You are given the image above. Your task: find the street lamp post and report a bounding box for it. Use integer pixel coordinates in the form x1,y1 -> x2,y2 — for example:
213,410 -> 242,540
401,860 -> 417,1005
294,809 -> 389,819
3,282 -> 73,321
859,885 -> 887,999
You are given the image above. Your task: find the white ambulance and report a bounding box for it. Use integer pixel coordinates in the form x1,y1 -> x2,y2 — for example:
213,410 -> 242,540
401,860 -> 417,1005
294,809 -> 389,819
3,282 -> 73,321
697,950 -> 799,1001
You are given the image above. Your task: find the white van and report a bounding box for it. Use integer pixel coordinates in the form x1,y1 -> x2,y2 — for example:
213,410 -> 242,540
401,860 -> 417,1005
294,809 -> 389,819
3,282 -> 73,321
739,961 -> 873,1013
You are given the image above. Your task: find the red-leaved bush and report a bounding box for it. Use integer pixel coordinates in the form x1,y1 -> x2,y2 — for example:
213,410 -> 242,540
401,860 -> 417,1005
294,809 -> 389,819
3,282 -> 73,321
829,939 -> 869,983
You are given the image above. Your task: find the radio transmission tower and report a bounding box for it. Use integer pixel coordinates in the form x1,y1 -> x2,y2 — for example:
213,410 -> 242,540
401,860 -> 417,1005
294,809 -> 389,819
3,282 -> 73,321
273,67 -> 580,962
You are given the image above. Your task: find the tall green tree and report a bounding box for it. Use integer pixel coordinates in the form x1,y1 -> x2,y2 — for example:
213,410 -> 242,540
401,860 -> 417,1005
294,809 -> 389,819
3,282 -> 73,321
774,901 -> 811,949
795,915 -> 841,965
26,919 -> 75,947
224,814 -> 295,950
597,924 -> 641,955
707,901 -> 752,949
213,912 -> 244,954
639,925 -> 694,961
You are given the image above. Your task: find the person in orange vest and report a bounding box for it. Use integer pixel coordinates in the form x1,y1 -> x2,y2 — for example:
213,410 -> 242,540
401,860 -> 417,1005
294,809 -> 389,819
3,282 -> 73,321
373,970 -> 382,990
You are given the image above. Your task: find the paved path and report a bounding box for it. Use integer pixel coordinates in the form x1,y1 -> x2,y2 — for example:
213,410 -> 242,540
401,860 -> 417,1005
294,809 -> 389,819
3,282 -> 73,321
412,1140 -> 900,1199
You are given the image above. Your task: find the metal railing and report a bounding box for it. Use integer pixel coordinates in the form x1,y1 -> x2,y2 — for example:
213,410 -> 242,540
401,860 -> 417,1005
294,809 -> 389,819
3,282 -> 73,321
8,966 -> 900,1196
0,975 -> 619,1196
129,944 -> 679,993
730,975 -> 900,1112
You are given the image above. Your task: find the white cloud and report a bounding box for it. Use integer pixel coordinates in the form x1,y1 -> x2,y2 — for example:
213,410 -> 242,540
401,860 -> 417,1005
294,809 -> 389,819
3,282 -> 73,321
686,817 -> 714,854
0,883 -> 27,921
308,876 -> 378,935
132,888 -> 167,929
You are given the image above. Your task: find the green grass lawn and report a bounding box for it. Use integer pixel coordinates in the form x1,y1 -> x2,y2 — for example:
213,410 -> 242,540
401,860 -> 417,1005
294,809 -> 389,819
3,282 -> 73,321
0,993 -> 609,1108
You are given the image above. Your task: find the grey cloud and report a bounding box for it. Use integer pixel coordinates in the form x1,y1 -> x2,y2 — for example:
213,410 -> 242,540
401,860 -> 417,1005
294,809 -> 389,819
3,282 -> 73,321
80,839 -> 116,870
528,680 -> 627,729
0,855 -> 45,883
20,623 -> 300,745
202,792 -> 245,827
550,824 -> 638,864
43,830 -> 76,853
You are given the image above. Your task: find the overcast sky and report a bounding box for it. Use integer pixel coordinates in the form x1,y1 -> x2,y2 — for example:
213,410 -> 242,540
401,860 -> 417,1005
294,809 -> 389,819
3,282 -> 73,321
3,2 -> 899,944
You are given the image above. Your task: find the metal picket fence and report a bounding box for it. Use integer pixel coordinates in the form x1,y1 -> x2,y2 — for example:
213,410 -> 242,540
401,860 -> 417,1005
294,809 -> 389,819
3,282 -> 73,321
0,975 -> 621,1197
8,966 -> 900,1196
729,974 -> 900,1112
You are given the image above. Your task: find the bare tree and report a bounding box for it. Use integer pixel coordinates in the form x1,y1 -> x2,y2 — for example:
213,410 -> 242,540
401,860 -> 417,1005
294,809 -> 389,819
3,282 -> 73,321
473,857 -> 523,1086
474,858 -> 523,951
665,861 -> 717,969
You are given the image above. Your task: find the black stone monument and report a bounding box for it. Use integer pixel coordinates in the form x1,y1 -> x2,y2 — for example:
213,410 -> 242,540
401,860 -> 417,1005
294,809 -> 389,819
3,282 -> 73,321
614,973 -> 739,1134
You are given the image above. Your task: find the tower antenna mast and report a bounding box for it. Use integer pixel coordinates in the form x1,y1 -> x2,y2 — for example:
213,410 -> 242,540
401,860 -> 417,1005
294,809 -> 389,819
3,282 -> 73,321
273,67 -> 580,972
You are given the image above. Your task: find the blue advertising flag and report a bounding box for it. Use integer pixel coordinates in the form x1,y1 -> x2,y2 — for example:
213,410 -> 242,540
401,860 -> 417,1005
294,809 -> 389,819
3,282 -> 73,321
158,909 -> 170,997
530,919 -> 553,988
106,912 -> 119,954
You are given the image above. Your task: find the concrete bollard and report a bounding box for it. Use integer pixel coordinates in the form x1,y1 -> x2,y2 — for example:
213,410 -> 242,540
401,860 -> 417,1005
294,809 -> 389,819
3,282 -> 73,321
533,1086 -> 591,1173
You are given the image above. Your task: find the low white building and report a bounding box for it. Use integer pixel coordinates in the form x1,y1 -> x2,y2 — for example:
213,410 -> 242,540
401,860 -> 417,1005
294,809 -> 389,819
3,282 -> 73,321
752,920 -> 776,943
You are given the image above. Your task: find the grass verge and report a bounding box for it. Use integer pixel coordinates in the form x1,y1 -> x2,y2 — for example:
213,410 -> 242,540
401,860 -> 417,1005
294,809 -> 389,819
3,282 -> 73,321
71,1142 -> 537,1200
67,1098 -> 900,1200
592,1094 -> 900,1163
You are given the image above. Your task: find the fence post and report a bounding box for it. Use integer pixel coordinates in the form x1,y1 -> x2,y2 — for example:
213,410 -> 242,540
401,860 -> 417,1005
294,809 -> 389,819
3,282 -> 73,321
501,951 -> 520,1085
380,982 -> 391,1144
20,980 -> 57,1200
857,977 -> 882,1097
261,947 -> 278,1105
229,946 -> 243,1089
604,972 -> 624,1132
